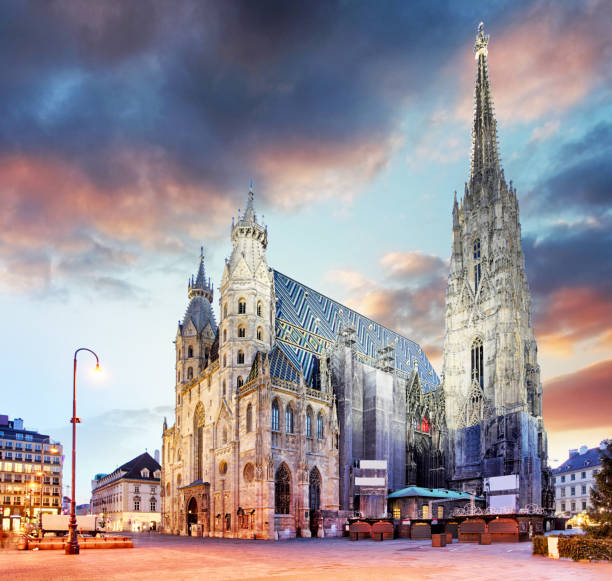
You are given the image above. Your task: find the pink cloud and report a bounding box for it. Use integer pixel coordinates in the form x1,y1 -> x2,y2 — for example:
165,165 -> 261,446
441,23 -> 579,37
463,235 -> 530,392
534,286 -> 612,355
544,359 -> 612,432
452,3 -> 612,124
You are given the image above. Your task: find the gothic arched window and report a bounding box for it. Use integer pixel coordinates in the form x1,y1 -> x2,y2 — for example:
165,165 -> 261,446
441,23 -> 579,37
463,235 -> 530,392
471,337 -> 484,388
316,412 -> 324,440
237,376 -> 244,388
246,403 -> 253,433
257,301 -> 263,317
309,467 -> 321,511
285,405 -> 294,434
306,408 -> 313,438
257,327 -> 263,341
271,400 -> 280,432
237,350 -> 245,364
223,329 -> 227,343
238,325 -> 246,338
275,464 -> 291,514
223,303 -> 228,318
188,345 -> 193,358
473,238 -> 482,291
187,367 -> 193,380
238,298 -> 246,315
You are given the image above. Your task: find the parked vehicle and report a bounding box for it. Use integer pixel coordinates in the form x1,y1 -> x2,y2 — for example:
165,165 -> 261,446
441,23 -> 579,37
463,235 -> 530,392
41,514 -> 101,536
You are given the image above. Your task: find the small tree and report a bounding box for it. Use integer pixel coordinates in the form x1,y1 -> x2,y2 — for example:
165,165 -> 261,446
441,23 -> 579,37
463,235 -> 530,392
587,440 -> 612,538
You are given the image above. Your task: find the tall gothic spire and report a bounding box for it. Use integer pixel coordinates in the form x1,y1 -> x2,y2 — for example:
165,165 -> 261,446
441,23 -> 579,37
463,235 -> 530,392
188,246 -> 213,301
232,181 -> 267,249
470,22 -> 501,185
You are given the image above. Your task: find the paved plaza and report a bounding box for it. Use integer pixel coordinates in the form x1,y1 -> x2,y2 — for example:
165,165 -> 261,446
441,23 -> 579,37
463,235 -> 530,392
1,533 -> 611,581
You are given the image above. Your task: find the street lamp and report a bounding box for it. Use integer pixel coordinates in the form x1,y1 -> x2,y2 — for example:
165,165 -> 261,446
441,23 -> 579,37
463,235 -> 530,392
65,347 -> 100,556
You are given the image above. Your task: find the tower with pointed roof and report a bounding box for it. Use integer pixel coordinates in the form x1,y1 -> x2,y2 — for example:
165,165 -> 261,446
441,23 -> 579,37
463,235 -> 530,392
442,24 -> 551,509
218,183 -> 274,401
175,248 -> 217,391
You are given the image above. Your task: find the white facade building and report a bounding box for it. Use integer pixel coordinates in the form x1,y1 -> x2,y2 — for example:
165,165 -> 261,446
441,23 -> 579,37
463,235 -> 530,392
91,452 -> 162,532
553,443 -> 606,516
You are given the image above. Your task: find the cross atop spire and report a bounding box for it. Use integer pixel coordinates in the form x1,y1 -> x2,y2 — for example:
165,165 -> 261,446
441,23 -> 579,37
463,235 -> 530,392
470,22 -> 501,186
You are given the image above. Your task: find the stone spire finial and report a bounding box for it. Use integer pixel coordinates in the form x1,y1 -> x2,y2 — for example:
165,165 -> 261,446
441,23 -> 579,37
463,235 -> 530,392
470,21 -> 501,185
474,22 -> 489,58
188,246 -> 213,302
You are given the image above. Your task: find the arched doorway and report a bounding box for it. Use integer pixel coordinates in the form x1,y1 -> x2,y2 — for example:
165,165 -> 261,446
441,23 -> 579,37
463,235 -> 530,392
309,467 -> 321,536
187,497 -> 198,535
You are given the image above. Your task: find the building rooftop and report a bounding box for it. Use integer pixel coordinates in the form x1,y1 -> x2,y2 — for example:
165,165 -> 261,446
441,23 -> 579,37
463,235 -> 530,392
273,270 -> 439,391
388,486 -> 483,501
553,444 -> 605,475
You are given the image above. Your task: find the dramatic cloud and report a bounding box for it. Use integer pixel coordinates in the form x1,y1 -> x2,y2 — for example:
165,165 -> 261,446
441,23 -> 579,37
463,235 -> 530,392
453,0 -> 612,124
524,215 -> 612,355
543,359 -> 612,432
328,251 -> 447,368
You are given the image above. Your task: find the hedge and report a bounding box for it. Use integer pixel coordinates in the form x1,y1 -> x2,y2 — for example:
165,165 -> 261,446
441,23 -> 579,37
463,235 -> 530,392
557,536 -> 612,561
532,535 -> 548,556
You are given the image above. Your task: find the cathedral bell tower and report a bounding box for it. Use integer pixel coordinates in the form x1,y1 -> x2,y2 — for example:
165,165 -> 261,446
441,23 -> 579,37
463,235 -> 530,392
218,184 -> 274,403
442,24 -> 550,510
175,248 -> 217,411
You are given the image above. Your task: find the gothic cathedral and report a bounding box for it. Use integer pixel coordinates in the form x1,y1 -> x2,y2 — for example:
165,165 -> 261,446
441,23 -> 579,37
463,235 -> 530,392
161,24 -> 553,539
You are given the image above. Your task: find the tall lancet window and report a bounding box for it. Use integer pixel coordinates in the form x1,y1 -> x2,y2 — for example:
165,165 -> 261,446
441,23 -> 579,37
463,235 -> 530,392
471,337 -> 484,388
473,238 -> 482,291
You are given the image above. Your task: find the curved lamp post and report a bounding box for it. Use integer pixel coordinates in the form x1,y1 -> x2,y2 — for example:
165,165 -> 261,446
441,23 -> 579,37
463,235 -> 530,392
65,348 -> 100,555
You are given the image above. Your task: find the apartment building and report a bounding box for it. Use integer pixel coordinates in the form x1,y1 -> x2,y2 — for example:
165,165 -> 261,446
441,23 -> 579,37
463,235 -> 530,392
552,441 -> 607,516
0,415 -> 63,532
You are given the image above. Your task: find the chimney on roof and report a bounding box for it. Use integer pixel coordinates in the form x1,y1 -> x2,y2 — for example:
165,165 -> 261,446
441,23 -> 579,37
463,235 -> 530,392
579,445 -> 588,455
13,418 -> 24,430
569,449 -> 578,458
154,449 -> 160,464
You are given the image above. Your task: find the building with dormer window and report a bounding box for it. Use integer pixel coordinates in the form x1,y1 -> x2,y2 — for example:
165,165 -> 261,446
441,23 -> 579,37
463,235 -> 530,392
91,451 -> 161,532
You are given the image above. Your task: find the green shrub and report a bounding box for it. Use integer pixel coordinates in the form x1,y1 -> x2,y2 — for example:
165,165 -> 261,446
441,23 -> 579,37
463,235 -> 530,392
557,535 -> 612,561
532,535 -> 548,555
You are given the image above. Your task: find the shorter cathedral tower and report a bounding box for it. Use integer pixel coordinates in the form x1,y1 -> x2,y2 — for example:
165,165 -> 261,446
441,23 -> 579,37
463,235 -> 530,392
175,248 -> 217,389
218,184 -> 274,401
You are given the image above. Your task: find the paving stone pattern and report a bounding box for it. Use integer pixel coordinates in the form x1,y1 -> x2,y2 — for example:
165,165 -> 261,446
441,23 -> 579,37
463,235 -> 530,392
1,533 -> 611,581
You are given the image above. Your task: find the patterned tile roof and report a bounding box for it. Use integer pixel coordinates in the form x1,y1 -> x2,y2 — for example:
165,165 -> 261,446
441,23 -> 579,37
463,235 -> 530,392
273,270 -> 440,392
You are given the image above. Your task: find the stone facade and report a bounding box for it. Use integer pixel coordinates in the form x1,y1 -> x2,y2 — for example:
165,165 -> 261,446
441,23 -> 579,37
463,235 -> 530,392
162,191 -> 341,540
441,24 -> 552,510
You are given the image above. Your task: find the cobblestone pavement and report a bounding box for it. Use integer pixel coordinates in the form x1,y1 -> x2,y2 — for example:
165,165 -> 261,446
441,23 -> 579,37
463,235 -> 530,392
1,533 -> 611,581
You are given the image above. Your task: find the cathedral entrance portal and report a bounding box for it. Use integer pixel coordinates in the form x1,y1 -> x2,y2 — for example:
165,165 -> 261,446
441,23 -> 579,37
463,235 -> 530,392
187,497 -> 198,535
309,468 -> 321,536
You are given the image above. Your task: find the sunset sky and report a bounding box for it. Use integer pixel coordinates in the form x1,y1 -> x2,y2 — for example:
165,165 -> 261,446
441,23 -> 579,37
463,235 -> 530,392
0,0 -> 610,503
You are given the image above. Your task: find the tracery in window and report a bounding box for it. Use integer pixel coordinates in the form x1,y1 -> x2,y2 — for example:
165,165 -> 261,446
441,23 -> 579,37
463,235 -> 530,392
238,325 -> 246,338
237,350 -> 245,364
275,464 -> 291,514
471,337 -> 484,388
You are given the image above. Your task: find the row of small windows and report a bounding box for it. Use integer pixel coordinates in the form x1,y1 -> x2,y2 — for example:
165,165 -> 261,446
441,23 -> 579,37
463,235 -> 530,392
554,471 -> 593,484
270,401 -> 324,439
222,326 -> 264,342
559,501 -> 587,513
223,300 -> 264,318
558,485 -> 588,497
